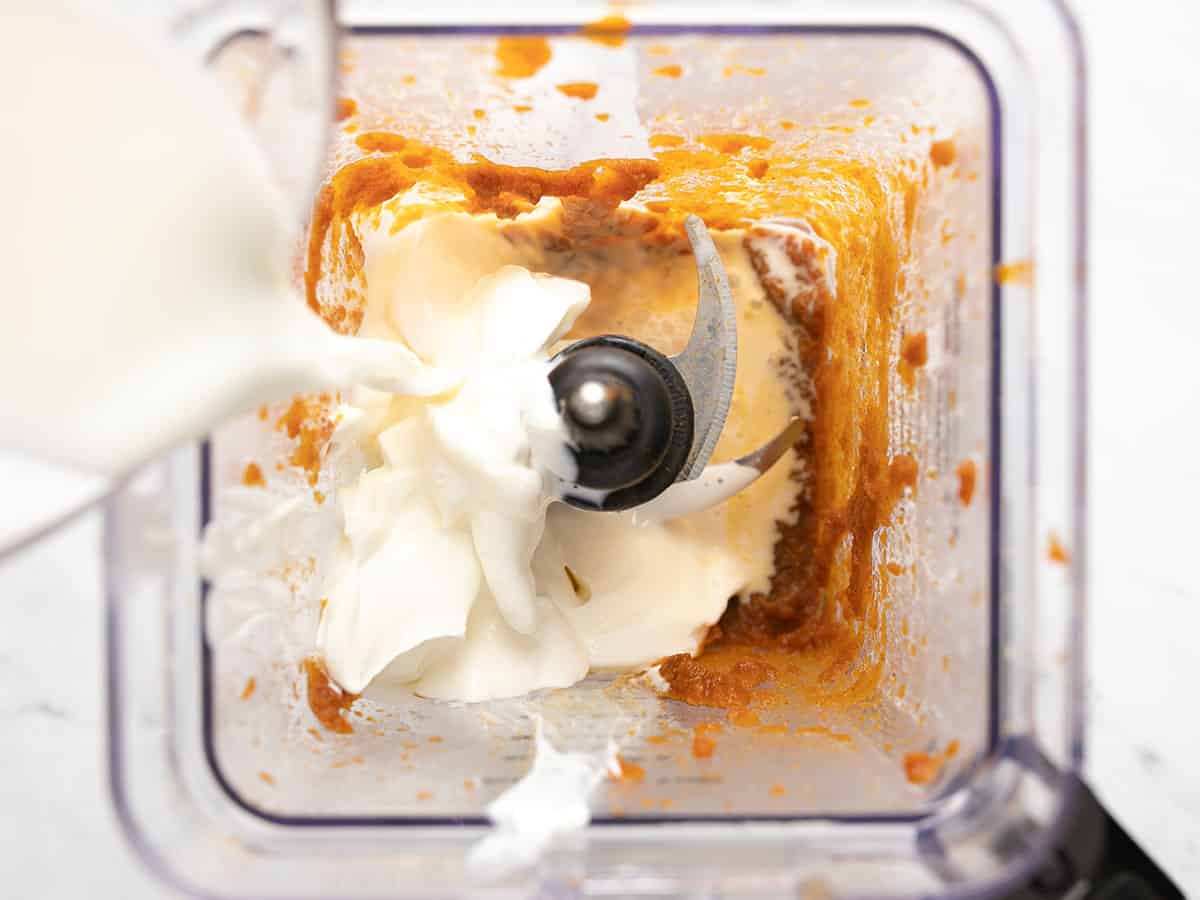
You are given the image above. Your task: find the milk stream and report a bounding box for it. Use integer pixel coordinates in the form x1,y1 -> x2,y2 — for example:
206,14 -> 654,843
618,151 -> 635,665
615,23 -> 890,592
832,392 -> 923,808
0,1 -> 444,476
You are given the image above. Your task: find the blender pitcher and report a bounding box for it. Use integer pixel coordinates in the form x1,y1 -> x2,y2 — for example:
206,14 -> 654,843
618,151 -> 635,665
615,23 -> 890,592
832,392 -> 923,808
99,2 -> 1171,898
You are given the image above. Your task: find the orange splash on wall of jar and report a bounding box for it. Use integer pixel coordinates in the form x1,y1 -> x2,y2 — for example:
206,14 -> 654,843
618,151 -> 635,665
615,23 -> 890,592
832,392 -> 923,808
557,81 -> 599,100
304,657 -> 358,734
579,14 -> 631,47
957,459 -> 977,507
494,36 -> 552,78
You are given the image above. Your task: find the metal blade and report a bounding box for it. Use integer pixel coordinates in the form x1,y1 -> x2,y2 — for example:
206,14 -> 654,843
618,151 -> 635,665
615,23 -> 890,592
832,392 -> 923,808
630,416 -> 806,523
670,215 -> 738,481
735,416 -> 807,472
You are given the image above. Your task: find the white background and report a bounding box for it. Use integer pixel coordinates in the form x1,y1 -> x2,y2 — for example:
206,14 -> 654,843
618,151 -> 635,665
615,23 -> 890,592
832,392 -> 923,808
2,1 -> 1199,896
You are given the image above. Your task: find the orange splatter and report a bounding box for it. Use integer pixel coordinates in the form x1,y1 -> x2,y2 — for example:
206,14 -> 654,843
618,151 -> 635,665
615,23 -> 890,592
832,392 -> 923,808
769,784 -> 787,797
957,459 -> 977,507
903,740 -> 960,785
849,98 -> 871,108
240,677 -> 256,700
303,657 -> 358,734
729,709 -> 761,728
427,735 -> 443,744
556,81 -> 598,101
241,461 -> 265,487
699,133 -> 773,154
580,14 -> 631,47
930,138 -> 956,168
722,65 -> 766,77
903,752 -> 941,784
472,108 -> 486,120
595,113 -> 611,122
609,754 -> 645,784
335,97 -> 357,121
747,159 -> 769,179
995,259 -> 1035,286
1047,533 -> 1071,564
495,36 -> 552,78
513,104 -> 533,113
794,726 -> 853,744
258,771 -> 275,785
652,64 -> 682,78
276,396 -> 336,485
899,331 -> 928,388
257,404 -> 268,421
649,133 -> 685,149
416,791 -> 434,801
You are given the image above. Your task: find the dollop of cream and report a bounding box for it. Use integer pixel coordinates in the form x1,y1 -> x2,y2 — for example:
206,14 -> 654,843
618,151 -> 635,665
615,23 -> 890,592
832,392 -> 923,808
203,206 -> 803,704
316,260 -> 589,695
316,210 -> 795,702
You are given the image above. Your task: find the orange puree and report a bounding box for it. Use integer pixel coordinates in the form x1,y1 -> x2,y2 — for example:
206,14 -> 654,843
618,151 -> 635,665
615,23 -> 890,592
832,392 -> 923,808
957,459 -> 977,507
609,754 -> 645,784
1047,533 -> 1070,564
295,110 -> 939,720
930,138 -> 956,168
304,657 -> 358,734
903,739 -> 960,785
241,461 -> 265,487
899,331 -> 928,387
305,135 -> 658,316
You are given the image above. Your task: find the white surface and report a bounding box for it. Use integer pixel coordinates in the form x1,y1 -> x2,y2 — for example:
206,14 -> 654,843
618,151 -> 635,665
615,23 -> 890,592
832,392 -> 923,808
2,1 -> 1199,896
0,453 -> 109,553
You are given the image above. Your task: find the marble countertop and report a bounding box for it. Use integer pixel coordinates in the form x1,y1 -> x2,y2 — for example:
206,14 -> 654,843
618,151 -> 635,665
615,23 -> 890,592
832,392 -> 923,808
2,1 -> 1199,896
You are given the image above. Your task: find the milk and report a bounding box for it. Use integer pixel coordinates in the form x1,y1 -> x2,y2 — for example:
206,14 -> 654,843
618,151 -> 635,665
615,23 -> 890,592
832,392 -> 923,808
0,1 -> 435,476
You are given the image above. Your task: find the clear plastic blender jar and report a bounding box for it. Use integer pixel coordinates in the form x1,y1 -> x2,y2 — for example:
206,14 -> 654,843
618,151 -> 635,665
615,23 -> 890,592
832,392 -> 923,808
105,2 -> 1090,897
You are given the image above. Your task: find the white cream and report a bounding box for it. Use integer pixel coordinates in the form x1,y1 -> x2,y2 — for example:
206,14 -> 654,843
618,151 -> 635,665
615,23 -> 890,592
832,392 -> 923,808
545,504 -> 748,669
313,210 -> 801,702
467,718 -> 612,880
316,259 -> 590,695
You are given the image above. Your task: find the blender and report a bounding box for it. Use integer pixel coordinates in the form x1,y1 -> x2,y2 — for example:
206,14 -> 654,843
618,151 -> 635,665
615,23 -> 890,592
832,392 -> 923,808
7,0 -> 1183,897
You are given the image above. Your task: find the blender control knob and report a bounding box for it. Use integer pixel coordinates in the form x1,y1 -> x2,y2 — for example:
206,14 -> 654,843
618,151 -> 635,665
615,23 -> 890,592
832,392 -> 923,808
550,336 -> 694,511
